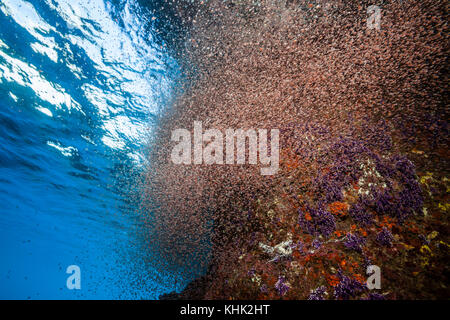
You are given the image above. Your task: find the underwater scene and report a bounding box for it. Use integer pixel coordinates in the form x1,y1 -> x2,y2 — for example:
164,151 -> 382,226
0,0 -> 448,302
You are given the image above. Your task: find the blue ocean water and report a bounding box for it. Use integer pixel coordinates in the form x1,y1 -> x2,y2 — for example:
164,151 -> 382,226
0,0 -> 183,299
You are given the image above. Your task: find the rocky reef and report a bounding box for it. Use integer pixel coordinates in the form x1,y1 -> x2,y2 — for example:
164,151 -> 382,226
147,0 -> 448,299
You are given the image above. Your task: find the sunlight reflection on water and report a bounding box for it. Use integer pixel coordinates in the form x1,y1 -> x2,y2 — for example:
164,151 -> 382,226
0,0 -> 182,299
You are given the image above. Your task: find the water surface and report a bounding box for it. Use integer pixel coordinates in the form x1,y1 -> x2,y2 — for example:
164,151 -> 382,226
0,0 -> 181,299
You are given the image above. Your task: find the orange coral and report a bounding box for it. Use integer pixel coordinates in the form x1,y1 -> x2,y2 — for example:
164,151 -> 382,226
380,216 -> 396,230
328,201 -> 349,217
334,230 -> 344,237
280,148 -> 303,171
353,274 -> 365,284
359,228 -> 368,237
326,274 -> 340,287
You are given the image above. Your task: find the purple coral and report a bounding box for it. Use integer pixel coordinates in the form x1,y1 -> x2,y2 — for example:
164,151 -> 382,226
349,198 -> 374,226
260,284 -> 268,294
344,233 -> 366,252
390,155 -> 423,221
376,227 -> 394,247
275,276 -> 290,296
298,206 -> 336,238
308,286 -> 327,300
312,238 -> 322,250
366,293 -> 386,300
334,271 -> 366,300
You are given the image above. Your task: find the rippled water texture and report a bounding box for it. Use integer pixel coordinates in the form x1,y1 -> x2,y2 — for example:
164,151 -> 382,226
0,0 -> 181,299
